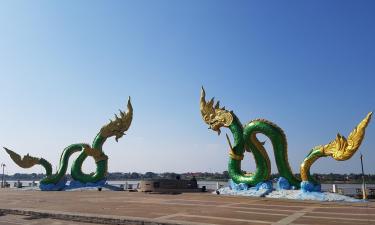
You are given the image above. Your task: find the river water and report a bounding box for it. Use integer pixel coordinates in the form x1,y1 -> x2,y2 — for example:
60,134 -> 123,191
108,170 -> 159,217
5,180 -> 375,196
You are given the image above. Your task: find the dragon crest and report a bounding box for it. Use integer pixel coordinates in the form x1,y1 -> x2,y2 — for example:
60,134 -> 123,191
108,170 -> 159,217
200,87 -> 233,135
100,97 -> 133,142
3,147 -> 40,168
319,112 -> 372,160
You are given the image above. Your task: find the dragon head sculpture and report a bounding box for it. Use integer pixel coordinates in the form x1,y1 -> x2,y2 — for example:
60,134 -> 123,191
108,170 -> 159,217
200,87 -> 233,135
100,97 -> 133,142
319,112 -> 372,161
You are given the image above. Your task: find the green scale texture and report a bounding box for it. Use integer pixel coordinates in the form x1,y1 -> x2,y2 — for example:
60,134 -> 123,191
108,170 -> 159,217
39,133 -> 108,185
228,113 -> 301,187
71,134 -> 108,183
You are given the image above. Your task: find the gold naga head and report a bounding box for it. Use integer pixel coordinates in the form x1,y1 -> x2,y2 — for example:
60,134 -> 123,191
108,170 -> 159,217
200,87 -> 233,135
100,97 -> 133,142
320,112 -> 372,161
3,147 -> 40,168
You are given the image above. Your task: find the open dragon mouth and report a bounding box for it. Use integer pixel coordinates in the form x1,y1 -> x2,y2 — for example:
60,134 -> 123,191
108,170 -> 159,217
208,121 -> 222,135
200,87 -> 233,135
214,128 -> 222,135
114,132 -> 124,142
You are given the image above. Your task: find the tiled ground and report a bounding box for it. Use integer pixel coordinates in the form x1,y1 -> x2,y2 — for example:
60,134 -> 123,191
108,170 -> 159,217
0,189 -> 374,225
0,214 -> 97,225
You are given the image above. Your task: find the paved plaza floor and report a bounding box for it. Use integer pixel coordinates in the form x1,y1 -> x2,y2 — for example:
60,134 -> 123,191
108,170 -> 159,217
0,189 -> 374,225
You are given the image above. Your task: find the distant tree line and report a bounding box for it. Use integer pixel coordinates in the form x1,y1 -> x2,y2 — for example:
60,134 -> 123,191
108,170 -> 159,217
3,172 -> 375,183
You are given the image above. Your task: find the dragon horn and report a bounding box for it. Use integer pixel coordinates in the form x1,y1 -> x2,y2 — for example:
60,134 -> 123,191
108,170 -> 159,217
127,96 -> 133,118
215,101 -> 220,109
123,97 -> 133,129
200,86 -> 206,109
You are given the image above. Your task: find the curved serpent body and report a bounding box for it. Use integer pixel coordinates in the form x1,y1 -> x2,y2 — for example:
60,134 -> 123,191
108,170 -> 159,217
70,136 -> 107,184
41,143 -> 90,185
200,87 -> 372,190
4,99 -> 133,189
228,115 -> 300,187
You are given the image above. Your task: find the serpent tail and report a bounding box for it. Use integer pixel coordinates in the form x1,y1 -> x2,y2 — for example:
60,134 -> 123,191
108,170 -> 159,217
300,112 -> 372,184
3,147 -> 52,177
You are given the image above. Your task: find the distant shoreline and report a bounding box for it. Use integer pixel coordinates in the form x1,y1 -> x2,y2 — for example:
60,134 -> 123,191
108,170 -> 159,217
3,172 -> 375,185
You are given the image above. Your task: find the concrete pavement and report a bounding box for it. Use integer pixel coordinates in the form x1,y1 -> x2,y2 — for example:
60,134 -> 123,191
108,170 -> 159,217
0,189 -> 374,225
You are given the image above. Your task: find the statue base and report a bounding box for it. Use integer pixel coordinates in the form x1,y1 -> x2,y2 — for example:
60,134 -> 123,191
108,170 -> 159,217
215,178 -> 363,202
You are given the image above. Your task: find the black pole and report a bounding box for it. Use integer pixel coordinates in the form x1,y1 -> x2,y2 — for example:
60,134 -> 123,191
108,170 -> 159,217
360,154 -> 366,199
1,164 -> 4,188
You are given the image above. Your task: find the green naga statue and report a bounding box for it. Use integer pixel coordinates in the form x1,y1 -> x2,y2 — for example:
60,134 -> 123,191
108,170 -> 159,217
4,98 -> 133,191
200,87 -> 372,191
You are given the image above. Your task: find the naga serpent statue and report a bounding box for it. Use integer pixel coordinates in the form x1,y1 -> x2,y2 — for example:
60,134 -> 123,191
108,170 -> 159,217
200,87 -> 372,191
4,98 -> 133,190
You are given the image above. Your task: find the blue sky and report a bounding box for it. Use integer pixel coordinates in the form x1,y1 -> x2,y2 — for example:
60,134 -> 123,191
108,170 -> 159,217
0,1 -> 374,175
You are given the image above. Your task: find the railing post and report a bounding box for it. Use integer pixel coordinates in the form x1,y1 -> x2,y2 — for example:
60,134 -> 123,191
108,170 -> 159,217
360,154 -> 367,200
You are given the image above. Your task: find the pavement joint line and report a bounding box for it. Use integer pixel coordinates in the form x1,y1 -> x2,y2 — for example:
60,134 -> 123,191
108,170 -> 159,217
271,206 -> 315,225
158,202 -> 218,207
161,198 -> 331,210
307,211 -> 375,216
0,219 -> 25,225
165,199 -> 224,203
222,206 -> 310,212
314,205 -> 375,210
111,199 -> 219,205
161,218 -> 218,225
223,202 -> 316,209
155,213 -> 185,220
235,210 -> 289,217
134,199 -> 298,213
176,214 -> 273,224
252,201 -> 372,209
222,203 -> 242,206
219,205 -> 297,213
300,207 -> 316,213
302,215 -> 375,222
0,208 -> 194,225
271,212 -> 305,225
80,199 -> 219,207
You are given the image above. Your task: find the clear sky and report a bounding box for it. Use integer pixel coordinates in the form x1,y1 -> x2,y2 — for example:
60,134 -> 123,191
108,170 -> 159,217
0,1 -> 374,176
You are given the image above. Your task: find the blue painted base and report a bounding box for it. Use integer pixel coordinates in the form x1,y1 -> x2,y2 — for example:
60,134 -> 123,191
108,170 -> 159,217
266,189 -> 363,202
276,177 -> 290,190
221,179 -> 273,197
216,178 -> 360,202
228,179 -> 249,191
300,181 -> 321,192
255,180 -> 273,191
39,177 -> 68,191
39,178 -> 110,191
65,179 -> 107,190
